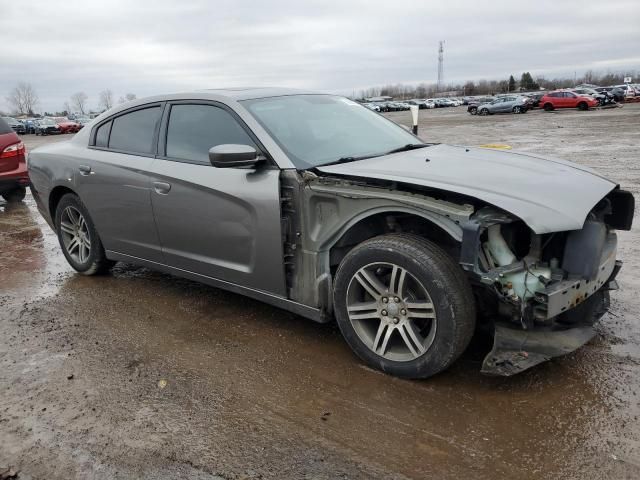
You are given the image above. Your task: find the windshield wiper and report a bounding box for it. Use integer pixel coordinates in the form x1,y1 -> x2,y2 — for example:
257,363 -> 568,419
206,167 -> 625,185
318,154 -> 381,167
385,143 -> 431,155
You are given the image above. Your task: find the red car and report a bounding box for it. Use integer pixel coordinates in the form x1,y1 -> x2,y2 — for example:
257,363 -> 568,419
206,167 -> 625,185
0,117 -> 29,202
539,91 -> 599,111
54,117 -> 81,133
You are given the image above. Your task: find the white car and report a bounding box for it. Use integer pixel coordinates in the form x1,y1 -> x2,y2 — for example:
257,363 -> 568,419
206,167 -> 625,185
613,85 -> 637,97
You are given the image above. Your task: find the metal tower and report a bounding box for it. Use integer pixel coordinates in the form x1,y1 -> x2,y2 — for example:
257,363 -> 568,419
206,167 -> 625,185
437,41 -> 444,92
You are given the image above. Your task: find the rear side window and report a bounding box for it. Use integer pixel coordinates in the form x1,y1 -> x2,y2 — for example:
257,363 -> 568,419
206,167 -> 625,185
165,104 -> 256,163
0,118 -> 13,135
95,121 -> 111,147
108,107 -> 161,154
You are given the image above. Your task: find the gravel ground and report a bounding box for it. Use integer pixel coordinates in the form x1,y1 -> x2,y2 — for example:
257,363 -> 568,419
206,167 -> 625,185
1,104 -> 639,479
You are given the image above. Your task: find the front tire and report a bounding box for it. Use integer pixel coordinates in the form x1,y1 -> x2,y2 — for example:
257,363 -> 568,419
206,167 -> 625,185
479,108 -> 489,116
55,193 -> 112,275
469,106 -> 478,115
577,102 -> 588,111
543,103 -> 554,111
333,234 -> 476,378
513,106 -> 522,114
1,186 -> 26,203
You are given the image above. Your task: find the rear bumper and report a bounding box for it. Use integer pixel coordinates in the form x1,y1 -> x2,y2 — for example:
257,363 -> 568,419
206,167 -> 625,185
0,163 -> 30,193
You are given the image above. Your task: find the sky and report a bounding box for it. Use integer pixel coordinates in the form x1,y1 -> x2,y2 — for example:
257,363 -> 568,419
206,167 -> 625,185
2,0 -> 639,113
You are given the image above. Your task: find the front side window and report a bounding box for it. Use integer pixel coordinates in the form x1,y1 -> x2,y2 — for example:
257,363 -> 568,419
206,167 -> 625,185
242,95 -> 420,169
165,104 -> 256,163
108,106 -> 161,154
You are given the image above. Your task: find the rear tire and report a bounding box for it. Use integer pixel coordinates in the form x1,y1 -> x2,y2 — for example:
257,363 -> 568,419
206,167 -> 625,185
1,186 -> 26,203
543,103 -> 554,111
578,102 -> 588,111
333,234 -> 476,379
55,193 -> 112,275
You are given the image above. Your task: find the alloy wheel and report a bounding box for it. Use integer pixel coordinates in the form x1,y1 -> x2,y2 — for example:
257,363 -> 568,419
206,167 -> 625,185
60,206 -> 92,264
346,262 -> 437,362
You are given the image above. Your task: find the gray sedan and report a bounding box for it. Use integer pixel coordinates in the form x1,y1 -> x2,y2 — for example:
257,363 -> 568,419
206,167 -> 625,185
28,88 -> 633,378
475,95 -> 529,115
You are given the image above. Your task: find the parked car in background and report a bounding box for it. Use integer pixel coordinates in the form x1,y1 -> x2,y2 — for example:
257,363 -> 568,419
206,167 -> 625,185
540,91 -> 599,111
475,95 -> 529,115
0,117 -> 29,202
363,103 -> 381,112
594,87 -> 626,102
467,96 -> 495,114
570,88 -> 606,105
54,117 -> 81,134
612,84 -> 637,97
522,92 -> 546,108
75,116 -> 93,127
407,99 -> 429,109
1,117 -> 26,135
27,88 -> 633,378
35,118 -> 61,136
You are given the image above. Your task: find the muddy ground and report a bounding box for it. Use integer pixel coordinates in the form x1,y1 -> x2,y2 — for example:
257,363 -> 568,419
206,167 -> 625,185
1,104 -> 639,479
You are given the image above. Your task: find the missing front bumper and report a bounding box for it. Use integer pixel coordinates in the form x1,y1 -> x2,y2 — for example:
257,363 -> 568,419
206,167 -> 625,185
481,289 -> 611,376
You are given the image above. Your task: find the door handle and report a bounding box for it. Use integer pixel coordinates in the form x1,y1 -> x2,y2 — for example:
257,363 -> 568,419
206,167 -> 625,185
153,181 -> 171,195
78,165 -> 93,176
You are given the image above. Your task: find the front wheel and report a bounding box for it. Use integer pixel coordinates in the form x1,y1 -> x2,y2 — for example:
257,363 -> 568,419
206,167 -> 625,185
577,102 -> 588,111
479,108 -> 489,116
469,106 -> 478,115
543,103 -> 554,111
333,234 -> 476,378
512,106 -> 522,114
55,193 -> 112,275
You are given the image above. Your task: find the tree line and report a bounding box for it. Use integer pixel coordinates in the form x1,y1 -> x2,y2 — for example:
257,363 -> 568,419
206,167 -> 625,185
3,82 -> 137,116
358,70 -> 636,99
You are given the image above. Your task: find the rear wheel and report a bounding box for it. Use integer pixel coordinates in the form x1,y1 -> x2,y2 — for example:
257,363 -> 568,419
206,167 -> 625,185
55,193 -> 112,275
577,102 -> 588,111
543,103 -> 554,111
1,186 -> 26,203
333,234 -> 476,378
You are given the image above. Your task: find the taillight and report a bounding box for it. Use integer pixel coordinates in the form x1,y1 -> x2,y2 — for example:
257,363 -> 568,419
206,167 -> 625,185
1,142 -> 26,159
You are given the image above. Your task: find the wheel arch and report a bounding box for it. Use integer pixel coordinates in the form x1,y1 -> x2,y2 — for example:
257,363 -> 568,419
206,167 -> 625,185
48,185 -> 77,221
325,208 -> 463,272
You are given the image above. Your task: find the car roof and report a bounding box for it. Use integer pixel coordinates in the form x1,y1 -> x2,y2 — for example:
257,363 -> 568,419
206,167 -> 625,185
196,87 -> 320,100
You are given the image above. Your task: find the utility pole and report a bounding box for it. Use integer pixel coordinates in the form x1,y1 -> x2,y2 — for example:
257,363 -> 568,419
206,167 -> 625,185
437,41 -> 444,93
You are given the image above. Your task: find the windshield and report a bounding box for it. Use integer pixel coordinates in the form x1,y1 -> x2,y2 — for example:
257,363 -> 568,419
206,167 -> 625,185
241,95 -> 420,168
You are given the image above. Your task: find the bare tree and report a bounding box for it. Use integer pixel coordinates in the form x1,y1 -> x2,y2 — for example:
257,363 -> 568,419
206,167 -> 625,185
6,82 -> 39,114
99,89 -> 114,110
70,92 -> 88,114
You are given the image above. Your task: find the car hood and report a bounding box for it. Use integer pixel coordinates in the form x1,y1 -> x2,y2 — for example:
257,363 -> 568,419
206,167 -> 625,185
316,144 -> 617,233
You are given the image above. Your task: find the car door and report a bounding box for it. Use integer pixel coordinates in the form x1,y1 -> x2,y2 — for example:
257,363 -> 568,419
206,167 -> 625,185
501,97 -> 515,112
488,98 -> 503,113
147,101 -> 286,296
76,104 -> 164,262
563,92 -> 577,107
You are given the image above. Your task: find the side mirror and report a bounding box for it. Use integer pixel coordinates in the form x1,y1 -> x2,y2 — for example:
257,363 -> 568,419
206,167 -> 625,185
209,144 -> 260,168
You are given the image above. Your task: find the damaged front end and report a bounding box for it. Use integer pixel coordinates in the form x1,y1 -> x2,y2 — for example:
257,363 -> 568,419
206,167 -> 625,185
461,189 -> 633,376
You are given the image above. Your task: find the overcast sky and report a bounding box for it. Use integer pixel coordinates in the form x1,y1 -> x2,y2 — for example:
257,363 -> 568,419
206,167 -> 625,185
2,0 -> 639,112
